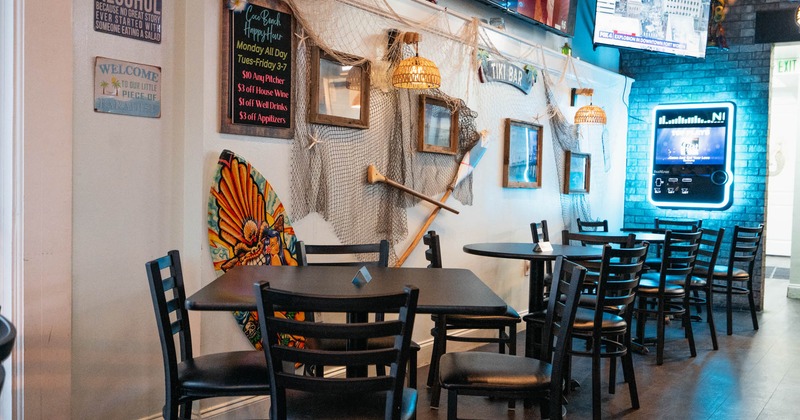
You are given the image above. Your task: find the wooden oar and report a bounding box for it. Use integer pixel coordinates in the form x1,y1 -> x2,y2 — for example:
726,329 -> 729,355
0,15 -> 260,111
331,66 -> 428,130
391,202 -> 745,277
367,164 -> 460,214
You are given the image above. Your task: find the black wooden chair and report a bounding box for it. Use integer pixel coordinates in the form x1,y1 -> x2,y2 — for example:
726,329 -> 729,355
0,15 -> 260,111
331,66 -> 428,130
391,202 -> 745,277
566,243 -> 649,420
423,231 -> 521,409
296,240 -> 419,387
710,225 -> 764,335
561,230 -> 636,293
438,257 -> 586,420
636,230 -> 703,365
254,281 -> 419,420
577,218 -> 609,232
145,250 -> 269,420
672,228 -> 725,350
647,218 -> 702,271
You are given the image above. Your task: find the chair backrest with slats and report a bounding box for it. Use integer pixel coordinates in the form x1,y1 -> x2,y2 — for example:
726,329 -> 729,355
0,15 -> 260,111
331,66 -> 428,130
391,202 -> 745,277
146,250 -> 191,394
255,282 -> 419,420
654,218 -> 702,233
593,243 -> 650,314
693,228 -> 725,280
562,230 -> 635,248
576,218 -> 609,232
530,220 -> 550,243
423,231 -> 443,269
658,230 -> 703,294
726,225 -> 764,277
296,241 -> 390,267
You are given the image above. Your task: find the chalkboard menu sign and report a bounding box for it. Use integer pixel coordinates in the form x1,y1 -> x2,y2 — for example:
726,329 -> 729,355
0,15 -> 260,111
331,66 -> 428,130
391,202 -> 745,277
220,0 -> 295,139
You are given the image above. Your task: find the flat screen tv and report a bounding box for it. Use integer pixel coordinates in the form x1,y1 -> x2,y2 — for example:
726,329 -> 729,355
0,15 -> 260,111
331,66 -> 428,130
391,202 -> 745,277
654,126 -> 727,165
479,0 -> 578,37
592,0 -> 711,58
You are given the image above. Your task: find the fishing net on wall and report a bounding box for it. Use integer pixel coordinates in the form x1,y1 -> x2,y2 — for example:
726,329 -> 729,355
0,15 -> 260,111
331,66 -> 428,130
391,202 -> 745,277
285,0 -> 600,258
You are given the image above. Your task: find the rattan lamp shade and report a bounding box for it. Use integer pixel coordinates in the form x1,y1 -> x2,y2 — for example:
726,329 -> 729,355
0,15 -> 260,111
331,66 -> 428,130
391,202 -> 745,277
574,104 -> 607,125
392,55 -> 441,89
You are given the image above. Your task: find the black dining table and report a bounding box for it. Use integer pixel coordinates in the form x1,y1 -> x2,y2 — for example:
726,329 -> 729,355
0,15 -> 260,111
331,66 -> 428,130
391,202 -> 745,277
463,242 -> 604,315
577,230 -> 666,243
186,265 -> 509,316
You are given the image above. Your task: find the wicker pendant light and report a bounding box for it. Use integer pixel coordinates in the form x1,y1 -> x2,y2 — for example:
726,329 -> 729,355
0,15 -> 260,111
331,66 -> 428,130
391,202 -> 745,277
573,88 -> 607,125
796,5 -> 800,29
392,32 -> 441,89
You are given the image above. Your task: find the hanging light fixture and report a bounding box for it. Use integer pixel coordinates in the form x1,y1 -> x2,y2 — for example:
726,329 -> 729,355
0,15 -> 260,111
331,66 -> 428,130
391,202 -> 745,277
391,32 -> 441,89
573,88 -> 607,125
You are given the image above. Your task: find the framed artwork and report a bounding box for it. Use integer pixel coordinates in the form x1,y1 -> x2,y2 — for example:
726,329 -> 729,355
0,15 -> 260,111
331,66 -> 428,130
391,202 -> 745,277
564,151 -> 590,194
308,46 -> 370,129
503,119 -> 543,188
418,95 -> 458,155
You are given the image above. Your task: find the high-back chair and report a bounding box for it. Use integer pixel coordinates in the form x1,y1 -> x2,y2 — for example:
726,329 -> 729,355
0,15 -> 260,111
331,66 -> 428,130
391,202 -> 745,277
635,230 -> 703,365
711,224 -> 764,335
438,257 -> 586,420
566,243 -> 649,420
677,228 -> 725,350
422,231 -> 521,409
577,218 -> 609,232
647,218 -> 702,270
562,230 -> 636,292
296,240 -> 418,387
254,281 -> 419,420
146,250 -> 269,420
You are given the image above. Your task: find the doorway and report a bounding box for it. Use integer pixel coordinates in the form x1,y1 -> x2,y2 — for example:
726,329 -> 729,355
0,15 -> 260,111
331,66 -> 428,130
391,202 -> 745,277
766,42 -> 800,258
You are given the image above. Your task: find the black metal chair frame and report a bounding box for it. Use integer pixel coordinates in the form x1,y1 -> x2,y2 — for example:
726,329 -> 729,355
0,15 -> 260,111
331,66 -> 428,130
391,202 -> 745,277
146,250 -> 270,420
577,218 -> 609,232
711,224 -> 764,336
255,281 -> 419,420
423,231 -> 521,409
635,230 -> 703,365
680,227 -> 725,350
566,243 -> 649,420
296,240 -> 419,388
438,258 -> 586,420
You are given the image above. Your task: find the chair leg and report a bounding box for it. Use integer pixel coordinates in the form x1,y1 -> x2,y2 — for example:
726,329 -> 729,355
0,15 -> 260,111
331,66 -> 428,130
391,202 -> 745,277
706,289 -> 719,350
608,337 -> 617,394
507,324 -> 517,410
178,401 -> 192,420
684,305 -> 697,358
591,336 -> 602,420
447,390 -> 458,420
747,280 -> 759,331
427,317 -> 447,388
726,282 -> 733,335
656,299 -> 666,366
408,348 -> 417,388
620,342 -> 640,409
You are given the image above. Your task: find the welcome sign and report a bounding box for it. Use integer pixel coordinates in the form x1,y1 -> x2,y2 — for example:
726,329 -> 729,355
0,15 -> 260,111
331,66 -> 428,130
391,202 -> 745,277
94,57 -> 161,118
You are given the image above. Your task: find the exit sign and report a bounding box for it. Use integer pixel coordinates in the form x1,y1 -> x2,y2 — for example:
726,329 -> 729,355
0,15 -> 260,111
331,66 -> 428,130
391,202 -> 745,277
777,58 -> 798,74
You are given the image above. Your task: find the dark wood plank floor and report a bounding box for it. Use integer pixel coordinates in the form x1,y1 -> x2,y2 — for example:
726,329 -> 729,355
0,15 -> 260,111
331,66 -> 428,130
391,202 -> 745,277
415,277 -> 800,419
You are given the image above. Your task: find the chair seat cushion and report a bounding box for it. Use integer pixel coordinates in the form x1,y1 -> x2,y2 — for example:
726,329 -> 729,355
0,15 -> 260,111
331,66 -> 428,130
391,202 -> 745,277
637,279 -> 685,295
284,387 -> 416,420
668,276 -> 707,287
436,306 -> 521,327
178,350 -> 270,396
439,352 -> 551,391
572,307 -> 626,332
693,264 -> 748,279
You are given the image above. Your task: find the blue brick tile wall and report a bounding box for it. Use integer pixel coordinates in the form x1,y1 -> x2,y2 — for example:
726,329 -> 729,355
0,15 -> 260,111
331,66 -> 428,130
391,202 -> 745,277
618,0 -> 792,311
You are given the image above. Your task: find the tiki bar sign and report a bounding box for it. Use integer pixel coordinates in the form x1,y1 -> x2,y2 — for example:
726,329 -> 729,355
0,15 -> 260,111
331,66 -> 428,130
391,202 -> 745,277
478,55 -> 535,95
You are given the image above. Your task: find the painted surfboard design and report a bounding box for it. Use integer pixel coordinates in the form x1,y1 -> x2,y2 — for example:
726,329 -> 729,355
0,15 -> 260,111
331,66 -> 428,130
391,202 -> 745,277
208,149 -> 303,350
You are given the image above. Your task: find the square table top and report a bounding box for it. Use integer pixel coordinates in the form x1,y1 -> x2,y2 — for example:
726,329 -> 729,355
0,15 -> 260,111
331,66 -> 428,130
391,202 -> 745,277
186,265 -> 508,316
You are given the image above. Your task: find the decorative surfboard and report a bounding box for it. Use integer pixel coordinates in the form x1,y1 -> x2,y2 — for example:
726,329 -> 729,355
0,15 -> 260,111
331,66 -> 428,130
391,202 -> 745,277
208,149 -> 303,350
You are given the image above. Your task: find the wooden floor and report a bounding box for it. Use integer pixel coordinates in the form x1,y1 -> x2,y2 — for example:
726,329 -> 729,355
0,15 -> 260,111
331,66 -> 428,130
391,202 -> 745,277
415,276 -> 800,419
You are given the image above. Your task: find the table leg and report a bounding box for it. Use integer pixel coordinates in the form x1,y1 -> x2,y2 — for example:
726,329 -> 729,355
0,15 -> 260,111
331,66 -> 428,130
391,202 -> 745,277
346,312 -> 368,377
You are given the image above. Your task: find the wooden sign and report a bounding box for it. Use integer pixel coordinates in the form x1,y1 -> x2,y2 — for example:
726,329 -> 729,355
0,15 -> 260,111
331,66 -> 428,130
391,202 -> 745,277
94,0 -> 162,44
220,0 -> 295,138
478,54 -> 536,95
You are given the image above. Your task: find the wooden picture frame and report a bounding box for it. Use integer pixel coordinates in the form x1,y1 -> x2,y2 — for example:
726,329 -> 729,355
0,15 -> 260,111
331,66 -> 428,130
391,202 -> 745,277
564,151 -> 591,194
219,0 -> 295,139
503,119 -> 543,188
418,95 -> 458,155
308,46 -> 370,129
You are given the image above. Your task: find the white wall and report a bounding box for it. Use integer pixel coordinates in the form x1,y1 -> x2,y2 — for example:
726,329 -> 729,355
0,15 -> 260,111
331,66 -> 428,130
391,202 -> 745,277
9,0 -> 630,418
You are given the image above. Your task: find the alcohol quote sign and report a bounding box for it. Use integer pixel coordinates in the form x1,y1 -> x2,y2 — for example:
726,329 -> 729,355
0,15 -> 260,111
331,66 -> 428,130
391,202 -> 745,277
94,0 -> 162,44
94,57 -> 161,118
229,3 -> 292,128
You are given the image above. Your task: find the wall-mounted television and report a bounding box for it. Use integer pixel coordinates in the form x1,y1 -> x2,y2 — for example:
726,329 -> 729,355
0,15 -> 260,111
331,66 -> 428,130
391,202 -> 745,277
478,0 -> 578,37
592,0 -> 711,58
